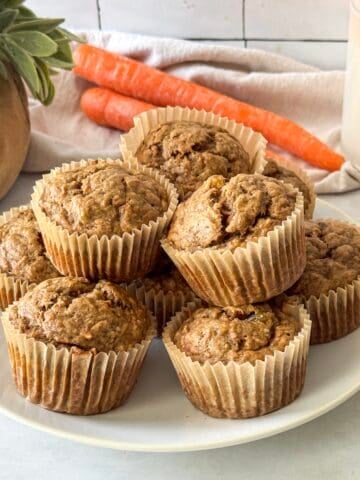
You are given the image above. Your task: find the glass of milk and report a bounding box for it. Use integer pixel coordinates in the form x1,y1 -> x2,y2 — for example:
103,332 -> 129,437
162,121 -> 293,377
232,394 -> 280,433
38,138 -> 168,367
342,0 -> 360,165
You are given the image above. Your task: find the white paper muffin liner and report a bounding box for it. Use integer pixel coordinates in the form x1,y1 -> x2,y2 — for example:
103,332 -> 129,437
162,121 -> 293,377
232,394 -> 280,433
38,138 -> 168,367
31,158 -> 178,282
163,301 -> 311,419
125,280 -> 198,335
306,277 -> 360,344
162,191 -> 305,306
265,153 -> 316,219
0,206 -> 33,310
2,285 -> 157,415
120,106 -> 267,174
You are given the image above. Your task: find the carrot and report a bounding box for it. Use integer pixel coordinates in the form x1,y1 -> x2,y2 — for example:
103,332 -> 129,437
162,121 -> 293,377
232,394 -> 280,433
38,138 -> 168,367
74,45 -> 343,171
80,87 -> 154,131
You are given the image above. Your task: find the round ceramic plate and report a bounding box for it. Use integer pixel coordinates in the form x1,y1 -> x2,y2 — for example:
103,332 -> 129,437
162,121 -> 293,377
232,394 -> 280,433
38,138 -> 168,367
0,198 -> 359,452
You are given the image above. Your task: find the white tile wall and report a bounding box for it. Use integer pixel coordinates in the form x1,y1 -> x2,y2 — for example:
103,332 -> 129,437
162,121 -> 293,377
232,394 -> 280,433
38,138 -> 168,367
27,0 -> 99,29
247,41 -> 347,70
100,0 -> 244,38
25,0 -> 351,69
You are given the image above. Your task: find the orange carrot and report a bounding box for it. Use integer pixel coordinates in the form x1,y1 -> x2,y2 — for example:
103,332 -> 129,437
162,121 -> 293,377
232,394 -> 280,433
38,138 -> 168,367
81,87 -> 154,131
74,45 -> 343,171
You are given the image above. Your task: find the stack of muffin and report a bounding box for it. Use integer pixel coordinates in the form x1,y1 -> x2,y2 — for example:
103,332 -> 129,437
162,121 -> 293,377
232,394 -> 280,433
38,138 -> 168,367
1,107 -> 359,419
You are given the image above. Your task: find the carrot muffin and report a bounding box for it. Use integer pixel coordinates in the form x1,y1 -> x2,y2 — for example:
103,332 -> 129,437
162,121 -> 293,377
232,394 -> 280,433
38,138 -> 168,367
166,173 -> 298,251
31,158 -> 178,281
0,206 -> 58,309
287,219 -> 360,344
135,121 -> 251,200
163,301 -> 311,418
263,159 -> 315,218
37,161 -> 169,237
130,262 -> 197,334
162,173 -> 305,306
3,276 -> 155,414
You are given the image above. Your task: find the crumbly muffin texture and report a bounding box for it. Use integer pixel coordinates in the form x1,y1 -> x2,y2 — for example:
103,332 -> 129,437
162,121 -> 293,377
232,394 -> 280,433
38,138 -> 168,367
288,219 -> 360,298
263,159 -> 313,217
135,121 -> 251,200
142,265 -> 191,294
0,208 -> 58,283
38,162 -> 169,237
9,277 -> 151,353
174,303 -> 300,364
167,174 -> 298,251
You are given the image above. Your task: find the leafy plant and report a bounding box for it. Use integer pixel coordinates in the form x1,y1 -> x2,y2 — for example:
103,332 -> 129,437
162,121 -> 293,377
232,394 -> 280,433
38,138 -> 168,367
0,0 -> 82,105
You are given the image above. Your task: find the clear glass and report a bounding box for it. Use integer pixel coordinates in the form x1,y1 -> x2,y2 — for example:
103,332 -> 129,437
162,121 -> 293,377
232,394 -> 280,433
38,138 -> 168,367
341,0 -> 360,165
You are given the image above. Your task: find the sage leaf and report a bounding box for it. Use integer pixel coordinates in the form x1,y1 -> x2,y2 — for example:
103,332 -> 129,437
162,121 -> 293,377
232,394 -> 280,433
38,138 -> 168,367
1,36 -> 39,94
16,5 -> 35,18
0,8 -> 17,31
9,17 -> 63,33
7,31 -> 58,56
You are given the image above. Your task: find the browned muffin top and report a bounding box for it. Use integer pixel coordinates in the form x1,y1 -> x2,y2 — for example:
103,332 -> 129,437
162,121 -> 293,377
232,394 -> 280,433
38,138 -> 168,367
0,207 -> 58,283
8,277 -> 151,353
135,121 -> 251,201
288,219 -> 360,298
38,161 -> 169,237
167,174 -> 298,251
263,159 -> 313,217
174,303 -> 300,364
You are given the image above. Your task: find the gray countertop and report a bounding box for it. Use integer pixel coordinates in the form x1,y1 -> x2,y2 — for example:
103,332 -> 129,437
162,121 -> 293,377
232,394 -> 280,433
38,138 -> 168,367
0,173 -> 359,480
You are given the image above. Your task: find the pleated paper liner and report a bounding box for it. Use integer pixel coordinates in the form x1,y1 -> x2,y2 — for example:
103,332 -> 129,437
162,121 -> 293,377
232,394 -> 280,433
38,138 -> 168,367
264,155 -> 316,219
120,106 -> 267,174
0,206 -> 33,309
31,158 -> 178,282
2,289 -> 157,415
162,190 -> 306,306
163,301 -> 311,419
306,277 -> 360,344
125,280 -> 199,335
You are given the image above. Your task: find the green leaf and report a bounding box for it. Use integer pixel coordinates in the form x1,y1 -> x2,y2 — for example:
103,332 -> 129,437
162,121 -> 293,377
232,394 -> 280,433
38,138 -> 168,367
0,8 -> 17,32
6,31 -> 58,56
43,55 -> 73,70
0,36 -> 39,94
57,26 -> 83,43
9,18 -> 63,33
0,59 -> 8,78
3,0 -> 25,7
35,58 -> 54,104
16,5 -> 36,18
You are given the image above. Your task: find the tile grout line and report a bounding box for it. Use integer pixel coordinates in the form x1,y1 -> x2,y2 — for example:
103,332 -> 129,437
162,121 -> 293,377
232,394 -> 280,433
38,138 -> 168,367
96,0 -> 102,30
242,0 -> 247,47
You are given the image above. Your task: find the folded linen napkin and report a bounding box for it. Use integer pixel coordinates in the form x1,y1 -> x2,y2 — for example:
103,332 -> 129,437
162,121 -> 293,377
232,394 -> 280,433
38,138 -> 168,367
26,31 -> 360,194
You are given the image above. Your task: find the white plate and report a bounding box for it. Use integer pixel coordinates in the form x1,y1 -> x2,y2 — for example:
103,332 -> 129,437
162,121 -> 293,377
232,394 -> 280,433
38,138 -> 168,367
0,198 -> 359,452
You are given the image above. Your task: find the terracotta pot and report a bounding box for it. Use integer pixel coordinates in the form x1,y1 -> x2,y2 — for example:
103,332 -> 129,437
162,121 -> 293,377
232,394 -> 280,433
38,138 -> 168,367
0,65 -> 30,199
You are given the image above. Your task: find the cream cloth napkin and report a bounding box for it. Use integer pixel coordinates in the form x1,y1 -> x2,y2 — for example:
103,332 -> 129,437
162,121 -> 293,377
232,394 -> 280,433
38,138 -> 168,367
26,31 -> 360,194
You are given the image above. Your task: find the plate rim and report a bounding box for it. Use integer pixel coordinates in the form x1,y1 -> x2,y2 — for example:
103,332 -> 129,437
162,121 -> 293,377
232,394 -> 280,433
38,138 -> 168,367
0,197 -> 358,453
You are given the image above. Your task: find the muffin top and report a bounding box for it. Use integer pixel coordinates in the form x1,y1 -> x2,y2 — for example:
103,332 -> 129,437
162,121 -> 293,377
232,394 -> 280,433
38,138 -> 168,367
167,174 -> 298,251
263,159 -> 313,217
174,303 -> 300,364
38,161 -> 169,237
8,277 -> 151,353
0,207 -> 58,283
288,219 -> 360,298
135,121 -> 251,200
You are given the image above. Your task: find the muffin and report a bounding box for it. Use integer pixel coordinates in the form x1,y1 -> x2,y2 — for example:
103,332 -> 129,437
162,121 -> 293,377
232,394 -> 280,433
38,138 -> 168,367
287,219 -> 360,344
135,121 -> 251,200
31,158 -> 178,281
163,300 -> 311,418
2,277 -> 156,414
120,106 -> 267,198
0,205 -> 59,309
128,262 -> 198,335
263,158 -> 315,219
162,173 -> 305,305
